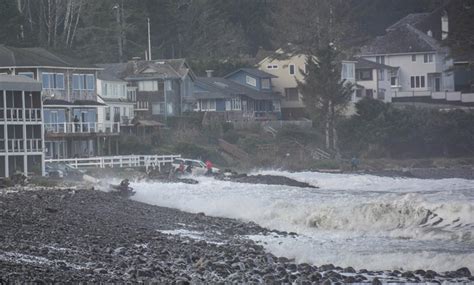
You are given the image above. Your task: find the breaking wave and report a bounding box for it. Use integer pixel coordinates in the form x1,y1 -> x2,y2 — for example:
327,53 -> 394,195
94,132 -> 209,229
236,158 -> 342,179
131,171 -> 474,271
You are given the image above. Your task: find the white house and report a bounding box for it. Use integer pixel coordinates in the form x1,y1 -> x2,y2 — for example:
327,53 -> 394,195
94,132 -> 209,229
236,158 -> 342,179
96,68 -> 135,132
350,9 -> 474,107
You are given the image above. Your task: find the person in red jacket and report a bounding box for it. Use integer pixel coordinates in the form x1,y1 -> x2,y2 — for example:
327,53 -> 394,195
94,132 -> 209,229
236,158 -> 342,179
205,160 -> 213,175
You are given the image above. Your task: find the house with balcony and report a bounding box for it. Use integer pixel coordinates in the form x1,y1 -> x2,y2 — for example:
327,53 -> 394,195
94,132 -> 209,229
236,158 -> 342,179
96,66 -> 135,133
0,75 -> 44,177
97,59 -> 195,126
258,49 -> 308,120
193,68 -> 281,121
0,46 -> 120,159
352,6 -> 474,107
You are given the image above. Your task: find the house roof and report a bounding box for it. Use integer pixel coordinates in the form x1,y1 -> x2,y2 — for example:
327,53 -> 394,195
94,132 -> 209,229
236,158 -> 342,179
97,59 -> 195,82
195,77 -> 280,100
0,74 -> 42,91
225,68 -> 277,79
359,25 -> 446,55
386,13 -> 431,32
355,58 -> 398,70
0,45 -> 99,69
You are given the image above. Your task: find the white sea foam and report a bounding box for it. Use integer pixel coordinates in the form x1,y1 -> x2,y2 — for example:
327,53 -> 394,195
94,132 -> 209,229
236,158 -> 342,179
131,171 -> 474,272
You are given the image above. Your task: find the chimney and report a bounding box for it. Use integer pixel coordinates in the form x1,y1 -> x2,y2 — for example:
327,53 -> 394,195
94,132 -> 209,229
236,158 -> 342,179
205,70 -> 214,78
441,10 -> 449,40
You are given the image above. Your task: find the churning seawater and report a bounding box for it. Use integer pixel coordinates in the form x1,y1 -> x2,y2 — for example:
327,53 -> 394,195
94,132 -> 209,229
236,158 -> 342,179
131,171 -> 474,272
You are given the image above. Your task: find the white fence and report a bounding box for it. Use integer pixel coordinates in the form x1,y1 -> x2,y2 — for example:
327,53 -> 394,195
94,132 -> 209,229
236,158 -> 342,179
46,154 -> 181,171
393,91 -> 474,103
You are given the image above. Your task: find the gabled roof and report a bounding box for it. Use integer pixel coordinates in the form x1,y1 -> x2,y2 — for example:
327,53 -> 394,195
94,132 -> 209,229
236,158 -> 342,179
0,45 -> 99,69
355,58 -> 398,70
0,74 -> 42,91
360,25 -> 446,55
195,77 -> 279,100
386,13 -> 431,32
97,59 -> 195,82
225,68 -> 277,79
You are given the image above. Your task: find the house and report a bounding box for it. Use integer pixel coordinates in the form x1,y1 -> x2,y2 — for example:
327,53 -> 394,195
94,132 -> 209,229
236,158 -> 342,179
258,49 -> 308,120
97,59 -> 195,125
193,68 -> 281,121
350,58 -> 399,103
96,66 -> 135,133
0,45 -> 120,159
350,6 -> 474,107
0,75 -> 44,177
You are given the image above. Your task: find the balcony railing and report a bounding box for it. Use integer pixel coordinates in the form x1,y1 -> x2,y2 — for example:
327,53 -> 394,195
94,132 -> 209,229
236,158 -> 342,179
44,122 -> 121,135
0,138 -> 42,153
0,108 -> 42,122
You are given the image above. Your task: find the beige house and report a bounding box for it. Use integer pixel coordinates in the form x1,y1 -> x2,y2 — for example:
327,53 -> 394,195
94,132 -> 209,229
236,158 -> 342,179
258,49 -> 308,120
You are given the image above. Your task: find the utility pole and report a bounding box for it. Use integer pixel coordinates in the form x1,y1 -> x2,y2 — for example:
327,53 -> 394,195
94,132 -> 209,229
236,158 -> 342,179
113,4 -> 123,62
147,18 -> 152,61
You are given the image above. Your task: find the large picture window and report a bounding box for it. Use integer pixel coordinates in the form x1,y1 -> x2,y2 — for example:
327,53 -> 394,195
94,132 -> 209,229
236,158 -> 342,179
356,69 -> 373,81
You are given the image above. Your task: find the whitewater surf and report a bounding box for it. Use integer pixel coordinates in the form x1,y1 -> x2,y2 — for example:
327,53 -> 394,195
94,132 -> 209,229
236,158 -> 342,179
131,171 -> 474,273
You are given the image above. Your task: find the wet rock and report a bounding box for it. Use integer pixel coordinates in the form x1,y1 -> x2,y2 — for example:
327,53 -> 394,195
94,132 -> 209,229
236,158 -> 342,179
343,266 -> 356,273
401,271 -> 415,278
414,269 -> 426,276
456,267 -> 471,277
372,277 -> 382,285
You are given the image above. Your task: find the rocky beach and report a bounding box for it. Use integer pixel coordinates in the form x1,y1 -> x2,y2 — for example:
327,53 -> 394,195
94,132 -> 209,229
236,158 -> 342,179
1,183 -> 473,283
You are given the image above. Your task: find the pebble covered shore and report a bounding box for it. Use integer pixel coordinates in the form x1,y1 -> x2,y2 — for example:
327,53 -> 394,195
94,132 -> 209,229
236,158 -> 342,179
0,188 -> 472,283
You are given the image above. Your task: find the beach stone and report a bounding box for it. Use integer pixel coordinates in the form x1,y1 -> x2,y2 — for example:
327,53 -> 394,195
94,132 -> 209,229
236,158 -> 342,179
401,271 -> 415,278
456,267 -> 471,277
343,266 -> 356,273
372,277 -> 382,285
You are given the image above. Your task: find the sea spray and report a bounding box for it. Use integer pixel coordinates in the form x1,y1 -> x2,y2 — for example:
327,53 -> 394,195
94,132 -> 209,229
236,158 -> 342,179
131,171 -> 474,272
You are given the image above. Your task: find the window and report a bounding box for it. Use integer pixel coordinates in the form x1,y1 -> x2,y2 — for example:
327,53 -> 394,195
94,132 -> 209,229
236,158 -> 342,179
266,64 -> 278,69
378,69 -> 385,81
231,98 -> 241,110
18,72 -> 34,79
410,76 -> 426,88
424,54 -> 434,63
356,89 -> 363,98
284,88 -> 299,101
200,99 -> 216,111
356,69 -> 373,81
378,89 -> 386,100
342,63 -> 354,79
138,80 -> 158,91
261,79 -> 270,89
289,64 -> 295,75
246,75 -> 257,87
105,107 -> 111,120
412,55 -> 417,62
104,83 -> 108,96
73,74 -> 95,90
376,56 -> 385,65
391,76 -> 397,86
366,89 -> 374,98
42,72 -> 65,89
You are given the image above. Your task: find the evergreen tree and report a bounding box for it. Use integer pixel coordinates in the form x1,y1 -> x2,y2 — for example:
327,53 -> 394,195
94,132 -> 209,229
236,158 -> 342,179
297,45 -> 354,152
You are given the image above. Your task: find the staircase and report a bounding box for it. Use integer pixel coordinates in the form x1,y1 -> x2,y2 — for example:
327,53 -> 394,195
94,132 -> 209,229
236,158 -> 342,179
218,139 -> 249,160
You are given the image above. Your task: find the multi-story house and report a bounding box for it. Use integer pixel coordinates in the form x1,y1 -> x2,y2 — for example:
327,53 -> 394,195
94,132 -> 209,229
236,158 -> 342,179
258,49 -> 307,120
0,74 -> 44,177
351,7 -> 474,106
97,59 -> 195,124
0,46 -> 120,159
96,66 -> 135,132
193,68 -> 281,121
